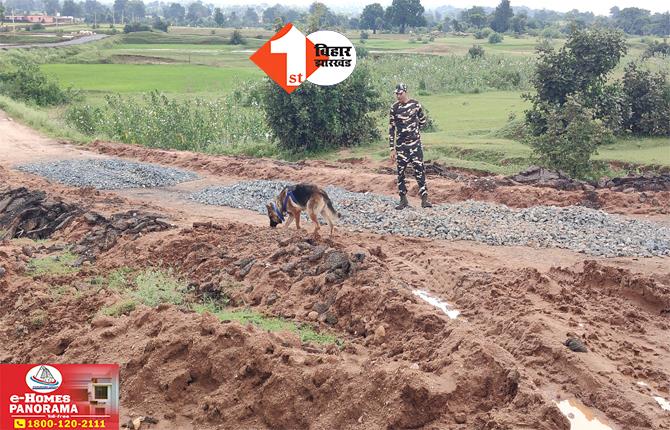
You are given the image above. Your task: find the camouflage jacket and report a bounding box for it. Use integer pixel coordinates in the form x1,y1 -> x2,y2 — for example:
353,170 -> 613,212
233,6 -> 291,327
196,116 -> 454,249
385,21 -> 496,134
389,99 -> 427,149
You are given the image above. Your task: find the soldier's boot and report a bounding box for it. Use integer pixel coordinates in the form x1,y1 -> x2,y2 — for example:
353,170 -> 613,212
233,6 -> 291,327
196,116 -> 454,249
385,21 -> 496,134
421,194 -> 433,208
395,194 -> 409,210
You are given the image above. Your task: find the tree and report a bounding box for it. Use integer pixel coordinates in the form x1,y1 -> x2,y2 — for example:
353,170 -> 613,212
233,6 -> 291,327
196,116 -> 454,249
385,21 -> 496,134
152,16 -> 168,31
490,0 -> 513,33
186,1 -> 209,23
113,0 -> 127,23
213,7 -> 223,26
460,6 -> 486,29
243,7 -> 258,27
510,13 -> 527,34
43,0 -> 59,15
61,0 -> 82,17
386,0 -> 425,34
125,0 -> 145,22
621,62 -> 670,136
0,2 -> 4,23
615,7 -> 650,35
164,3 -> 185,23
648,12 -> 670,37
451,18 -> 462,32
361,3 -> 384,34
524,28 -> 628,176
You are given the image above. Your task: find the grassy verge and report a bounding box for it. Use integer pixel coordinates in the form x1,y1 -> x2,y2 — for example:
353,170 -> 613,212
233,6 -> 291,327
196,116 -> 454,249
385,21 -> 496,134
0,95 -> 90,143
27,251 -> 79,277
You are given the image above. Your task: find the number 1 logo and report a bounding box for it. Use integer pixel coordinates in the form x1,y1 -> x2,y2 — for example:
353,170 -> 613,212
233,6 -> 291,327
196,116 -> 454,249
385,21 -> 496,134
250,23 -> 323,94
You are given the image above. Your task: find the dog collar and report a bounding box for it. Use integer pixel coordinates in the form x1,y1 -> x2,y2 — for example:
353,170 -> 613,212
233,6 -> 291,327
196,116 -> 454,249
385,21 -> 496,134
273,190 -> 296,223
272,202 -> 285,222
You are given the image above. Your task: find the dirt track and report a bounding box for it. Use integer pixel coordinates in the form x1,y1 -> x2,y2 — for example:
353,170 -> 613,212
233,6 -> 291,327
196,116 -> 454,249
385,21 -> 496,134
1,109 -> 669,429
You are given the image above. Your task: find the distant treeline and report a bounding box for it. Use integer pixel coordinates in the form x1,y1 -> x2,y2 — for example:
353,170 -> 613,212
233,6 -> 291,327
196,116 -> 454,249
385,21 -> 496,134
0,0 -> 668,37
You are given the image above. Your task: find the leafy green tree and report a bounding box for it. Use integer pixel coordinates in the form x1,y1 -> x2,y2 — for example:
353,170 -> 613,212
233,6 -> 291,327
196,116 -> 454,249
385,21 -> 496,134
152,16 -> 168,31
386,0 -> 426,34
510,13 -> 527,34
0,2 -> 5,23
213,7 -> 223,26
361,3 -> 384,34
488,32 -> 503,43
163,3 -> 184,23
460,6 -> 486,29
621,62 -> 670,136
113,0 -> 127,23
125,0 -> 145,22
229,29 -> 243,45
186,1 -> 209,24
490,0 -> 513,33
243,7 -> 259,27
614,7 -> 650,35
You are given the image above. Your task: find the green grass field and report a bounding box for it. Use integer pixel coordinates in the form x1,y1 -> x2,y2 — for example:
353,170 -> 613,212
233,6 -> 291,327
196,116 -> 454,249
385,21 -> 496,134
42,63 -> 263,94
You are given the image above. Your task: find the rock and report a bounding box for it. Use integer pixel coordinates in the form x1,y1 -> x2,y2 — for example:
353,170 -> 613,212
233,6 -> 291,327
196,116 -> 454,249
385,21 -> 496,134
0,266 -> 5,278
374,325 -> 386,344
21,246 -> 34,258
266,291 -> 279,305
454,413 -> 467,424
564,337 -> 588,353
307,311 -> 319,321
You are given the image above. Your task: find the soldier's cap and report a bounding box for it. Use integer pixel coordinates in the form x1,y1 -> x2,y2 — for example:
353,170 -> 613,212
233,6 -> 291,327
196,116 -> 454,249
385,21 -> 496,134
394,83 -> 407,94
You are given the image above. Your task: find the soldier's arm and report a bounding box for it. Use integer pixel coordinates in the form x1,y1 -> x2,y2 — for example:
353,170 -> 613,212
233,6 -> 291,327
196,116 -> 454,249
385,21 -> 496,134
417,103 -> 427,128
389,107 -> 396,149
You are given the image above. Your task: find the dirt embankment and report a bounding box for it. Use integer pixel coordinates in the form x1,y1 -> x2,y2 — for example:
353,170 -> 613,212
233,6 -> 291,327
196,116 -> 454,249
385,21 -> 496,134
1,171 -> 669,429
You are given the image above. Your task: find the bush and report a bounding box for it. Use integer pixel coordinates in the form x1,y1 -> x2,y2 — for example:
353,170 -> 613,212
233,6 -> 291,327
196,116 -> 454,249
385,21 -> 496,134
474,28 -> 491,39
642,39 -> 670,59
31,23 -> 45,30
0,59 -> 79,106
64,90 -> 272,152
527,96 -> 612,178
488,32 -> 503,44
357,45 -> 369,58
229,30 -> 243,45
360,30 -> 369,40
468,44 -> 485,58
621,62 -> 670,136
152,18 -> 169,32
123,22 -> 151,33
260,65 -> 383,153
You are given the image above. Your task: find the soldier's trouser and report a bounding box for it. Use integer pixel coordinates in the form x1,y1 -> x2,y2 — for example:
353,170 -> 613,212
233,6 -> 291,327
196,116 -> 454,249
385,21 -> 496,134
396,143 -> 427,197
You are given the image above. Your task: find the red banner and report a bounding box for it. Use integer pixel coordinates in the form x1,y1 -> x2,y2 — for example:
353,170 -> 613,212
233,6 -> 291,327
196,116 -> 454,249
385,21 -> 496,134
0,364 -> 119,430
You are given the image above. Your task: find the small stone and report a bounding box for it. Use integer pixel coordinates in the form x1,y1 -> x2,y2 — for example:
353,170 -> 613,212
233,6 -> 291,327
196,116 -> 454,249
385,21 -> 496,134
0,266 -> 6,278
266,292 -> 279,305
374,325 -> 386,344
564,337 -> 588,353
21,246 -> 34,258
307,311 -> 319,321
454,413 -> 467,424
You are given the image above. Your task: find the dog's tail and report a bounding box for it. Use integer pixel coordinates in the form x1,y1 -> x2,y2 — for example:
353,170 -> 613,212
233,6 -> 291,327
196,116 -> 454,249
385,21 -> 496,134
322,192 -> 341,218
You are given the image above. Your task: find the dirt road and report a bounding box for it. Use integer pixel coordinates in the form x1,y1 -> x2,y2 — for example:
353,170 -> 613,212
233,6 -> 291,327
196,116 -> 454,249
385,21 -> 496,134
1,109 -> 669,429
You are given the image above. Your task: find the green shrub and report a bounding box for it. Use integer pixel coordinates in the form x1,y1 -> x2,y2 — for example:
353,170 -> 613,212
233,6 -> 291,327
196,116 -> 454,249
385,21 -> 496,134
260,65 -> 383,153
360,30 -> 369,40
152,18 -> 169,32
621,62 -> 670,136
488,32 -> 503,44
31,23 -> 45,30
0,59 -> 79,106
123,23 -> 151,33
229,30 -> 243,45
468,44 -> 485,58
527,96 -> 612,178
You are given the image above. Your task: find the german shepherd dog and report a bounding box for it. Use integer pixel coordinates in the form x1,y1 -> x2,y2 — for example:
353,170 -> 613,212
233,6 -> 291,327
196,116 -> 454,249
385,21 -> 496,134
266,183 -> 340,236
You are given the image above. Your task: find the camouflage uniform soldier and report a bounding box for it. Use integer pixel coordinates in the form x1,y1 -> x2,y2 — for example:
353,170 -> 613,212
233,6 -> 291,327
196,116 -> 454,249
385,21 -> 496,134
389,83 -> 432,210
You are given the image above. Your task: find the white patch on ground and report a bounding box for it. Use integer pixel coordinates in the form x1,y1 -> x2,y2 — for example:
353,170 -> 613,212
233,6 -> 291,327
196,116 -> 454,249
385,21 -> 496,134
556,399 -> 613,430
654,396 -> 670,411
412,290 -> 460,319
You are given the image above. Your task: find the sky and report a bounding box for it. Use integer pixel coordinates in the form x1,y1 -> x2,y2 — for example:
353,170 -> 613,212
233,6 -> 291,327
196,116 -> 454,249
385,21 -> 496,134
268,0 -> 669,16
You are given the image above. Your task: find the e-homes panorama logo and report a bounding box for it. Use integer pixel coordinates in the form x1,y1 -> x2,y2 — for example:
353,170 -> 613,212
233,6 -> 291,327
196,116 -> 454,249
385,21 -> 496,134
250,23 -> 357,93
25,365 -> 63,393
